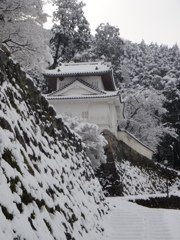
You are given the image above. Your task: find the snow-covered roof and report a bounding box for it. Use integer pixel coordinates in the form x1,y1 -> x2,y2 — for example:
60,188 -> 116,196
47,78 -> 107,97
44,62 -> 112,76
44,61 -> 117,91
47,90 -> 120,100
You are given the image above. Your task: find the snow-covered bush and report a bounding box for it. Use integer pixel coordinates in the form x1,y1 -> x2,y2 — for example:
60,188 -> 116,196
63,116 -> 107,169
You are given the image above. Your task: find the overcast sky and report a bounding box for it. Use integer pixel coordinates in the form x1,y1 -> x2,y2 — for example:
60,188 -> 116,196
44,0 -> 180,47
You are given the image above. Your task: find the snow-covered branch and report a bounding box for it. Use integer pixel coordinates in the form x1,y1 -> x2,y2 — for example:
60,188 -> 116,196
0,0 -> 51,71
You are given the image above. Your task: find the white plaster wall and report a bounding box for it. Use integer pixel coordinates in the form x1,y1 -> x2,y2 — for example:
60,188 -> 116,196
58,81 -> 102,96
48,99 -> 118,135
49,100 -> 89,119
109,103 -> 118,136
117,131 -> 153,160
89,102 -> 110,125
117,102 -> 124,120
61,87 -> 93,95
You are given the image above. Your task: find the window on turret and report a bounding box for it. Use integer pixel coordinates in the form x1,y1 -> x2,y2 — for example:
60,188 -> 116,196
82,111 -> 88,119
59,82 -> 66,89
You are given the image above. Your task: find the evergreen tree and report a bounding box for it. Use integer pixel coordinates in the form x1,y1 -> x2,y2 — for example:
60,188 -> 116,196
94,23 -> 124,84
50,0 -> 91,68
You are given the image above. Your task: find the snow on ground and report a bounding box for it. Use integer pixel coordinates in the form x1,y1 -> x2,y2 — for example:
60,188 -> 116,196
103,197 -> 180,240
116,159 -> 180,196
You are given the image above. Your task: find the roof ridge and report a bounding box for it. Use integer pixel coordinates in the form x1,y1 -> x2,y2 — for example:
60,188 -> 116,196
63,62 -> 99,66
44,69 -> 111,76
47,91 -> 120,100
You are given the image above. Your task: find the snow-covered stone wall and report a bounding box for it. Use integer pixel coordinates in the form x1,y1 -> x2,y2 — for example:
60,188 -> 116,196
0,46 -> 108,240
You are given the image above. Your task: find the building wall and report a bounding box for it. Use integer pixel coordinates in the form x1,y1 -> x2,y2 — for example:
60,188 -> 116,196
117,130 -> 153,160
89,102 -> 110,131
50,100 -> 88,118
61,87 -> 93,96
48,99 -> 118,136
109,103 -> 118,136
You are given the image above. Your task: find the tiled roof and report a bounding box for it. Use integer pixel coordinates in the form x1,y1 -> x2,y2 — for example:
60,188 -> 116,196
47,91 -> 120,100
47,78 -> 106,97
44,62 -> 112,76
44,61 -> 117,91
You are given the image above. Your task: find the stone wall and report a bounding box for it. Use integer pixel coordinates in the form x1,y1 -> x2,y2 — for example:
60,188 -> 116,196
0,45 -> 108,240
96,130 -> 155,196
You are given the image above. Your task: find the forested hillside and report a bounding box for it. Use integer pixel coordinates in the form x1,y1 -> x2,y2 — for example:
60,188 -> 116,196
119,41 -> 180,168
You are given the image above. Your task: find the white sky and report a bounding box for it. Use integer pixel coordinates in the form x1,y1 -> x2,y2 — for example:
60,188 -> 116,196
44,0 -> 180,47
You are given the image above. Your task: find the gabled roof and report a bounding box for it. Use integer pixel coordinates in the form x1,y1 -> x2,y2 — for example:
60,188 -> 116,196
43,62 -> 117,91
47,78 -> 106,97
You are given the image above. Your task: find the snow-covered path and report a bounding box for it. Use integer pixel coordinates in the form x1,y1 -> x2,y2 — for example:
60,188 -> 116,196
104,197 -> 180,240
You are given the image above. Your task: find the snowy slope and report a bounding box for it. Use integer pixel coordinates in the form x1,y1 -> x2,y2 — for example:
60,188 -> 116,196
99,130 -> 180,197
1,44 -> 180,240
0,46 -> 108,239
116,160 -> 180,196
104,197 -> 180,240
